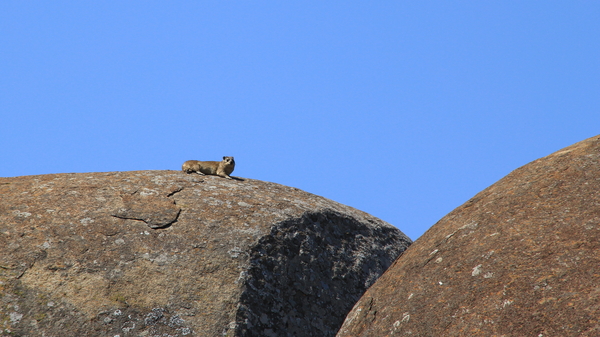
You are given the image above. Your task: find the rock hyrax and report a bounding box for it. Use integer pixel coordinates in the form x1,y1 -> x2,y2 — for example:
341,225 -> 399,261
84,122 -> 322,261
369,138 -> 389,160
182,156 -> 235,179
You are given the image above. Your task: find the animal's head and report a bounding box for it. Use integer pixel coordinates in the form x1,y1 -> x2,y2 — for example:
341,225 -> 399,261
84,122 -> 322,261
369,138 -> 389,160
223,156 -> 235,165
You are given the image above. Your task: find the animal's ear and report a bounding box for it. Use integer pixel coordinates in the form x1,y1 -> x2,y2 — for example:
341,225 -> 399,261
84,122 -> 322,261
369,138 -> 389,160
223,156 -> 226,160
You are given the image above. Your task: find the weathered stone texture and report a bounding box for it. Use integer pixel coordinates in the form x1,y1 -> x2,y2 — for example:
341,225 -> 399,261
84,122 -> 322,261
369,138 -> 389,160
337,135 -> 600,337
0,170 -> 411,336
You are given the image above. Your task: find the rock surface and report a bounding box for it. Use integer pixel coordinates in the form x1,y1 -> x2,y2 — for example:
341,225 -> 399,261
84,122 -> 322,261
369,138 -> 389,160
337,135 -> 600,337
0,171 -> 411,337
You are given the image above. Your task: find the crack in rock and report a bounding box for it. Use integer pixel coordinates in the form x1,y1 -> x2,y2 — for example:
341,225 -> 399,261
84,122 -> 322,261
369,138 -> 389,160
111,193 -> 182,229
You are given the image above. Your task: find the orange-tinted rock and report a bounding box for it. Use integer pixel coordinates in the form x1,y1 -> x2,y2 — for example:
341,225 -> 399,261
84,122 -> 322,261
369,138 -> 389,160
337,135 -> 600,337
0,171 -> 411,336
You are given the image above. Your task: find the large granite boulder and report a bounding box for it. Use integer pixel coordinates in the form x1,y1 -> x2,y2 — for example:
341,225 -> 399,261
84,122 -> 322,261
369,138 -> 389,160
0,170 -> 411,336
337,135 -> 600,336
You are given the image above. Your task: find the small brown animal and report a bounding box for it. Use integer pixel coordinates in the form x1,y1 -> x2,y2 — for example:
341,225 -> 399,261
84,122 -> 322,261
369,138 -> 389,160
182,156 -> 235,179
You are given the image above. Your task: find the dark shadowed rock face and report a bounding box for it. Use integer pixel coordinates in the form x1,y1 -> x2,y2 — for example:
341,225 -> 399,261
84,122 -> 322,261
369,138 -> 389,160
337,135 -> 600,337
0,171 -> 411,337
237,211 -> 403,337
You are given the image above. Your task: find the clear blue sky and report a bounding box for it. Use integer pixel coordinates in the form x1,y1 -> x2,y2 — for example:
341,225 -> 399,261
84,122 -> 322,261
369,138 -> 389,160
1,2 -> 599,240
